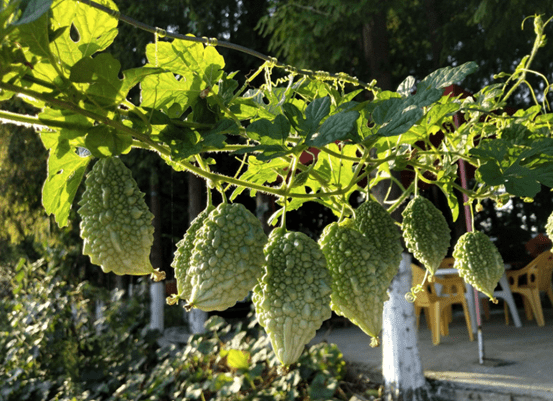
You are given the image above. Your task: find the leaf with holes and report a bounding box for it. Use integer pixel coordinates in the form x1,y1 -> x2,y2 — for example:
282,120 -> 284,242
50,0 -> 119,67
41,133 -> 91,227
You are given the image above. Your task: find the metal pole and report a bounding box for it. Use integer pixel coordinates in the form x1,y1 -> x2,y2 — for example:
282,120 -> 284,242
455,114 -> 485,365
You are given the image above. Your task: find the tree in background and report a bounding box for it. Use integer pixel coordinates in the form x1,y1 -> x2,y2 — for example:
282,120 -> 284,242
258,0 -> 553,98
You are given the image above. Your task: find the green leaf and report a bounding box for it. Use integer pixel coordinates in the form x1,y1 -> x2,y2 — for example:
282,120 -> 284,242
397,76 -> 415,97
40,135 -> 91,227
15,11 -> 51,57
226,349 -> 250,370
140,72 -> 195,113
246,114 -> 290,145
424,101 -> 460,128
84,126 -> 132,157
119,67 -> 164,100
231,156 -> 288,200
306,110 -> 359,147
12,0 -> 53,26
477,161 -> 504,186
230,96 -> 275,120
308,373 -> 338,400
373,98 -> 424,137
145,38 -> 225,86
418,61 -> 479,92
50,0 -> 119,67
70,53 -> 123,107
304,96 -> 331,140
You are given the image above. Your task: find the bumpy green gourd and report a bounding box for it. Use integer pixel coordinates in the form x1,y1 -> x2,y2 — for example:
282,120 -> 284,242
168,205 -> 215,304
253,228 -> 332,366
453,231 -> 504,302
78,157 -> 164,281
186,202 -> 267,312
546,210 -> 553,242
354,199 -> 403,283
402,196 -> 451,276
319,221 -> 394,347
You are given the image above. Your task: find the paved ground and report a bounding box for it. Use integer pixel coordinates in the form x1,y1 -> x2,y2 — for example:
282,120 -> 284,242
311,306 -> 553,400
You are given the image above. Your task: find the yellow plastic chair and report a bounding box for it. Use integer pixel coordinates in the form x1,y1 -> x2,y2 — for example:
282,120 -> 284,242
439,257 -> 493,321
506,250 -> 553,326
412,264 -> 474,345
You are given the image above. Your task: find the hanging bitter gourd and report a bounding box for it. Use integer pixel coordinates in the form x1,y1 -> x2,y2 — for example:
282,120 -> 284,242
452,231 -> 504,302
402,195 -> 450,276
186,202 -> 267,312
253,228 -> 332,366
354,199 -> 403,284
319,220 -> 395,347
168,205 -> 215,305
78,157 -> 165,281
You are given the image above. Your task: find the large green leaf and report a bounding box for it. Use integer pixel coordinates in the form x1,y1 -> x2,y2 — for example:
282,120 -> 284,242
373,97 -> 424,137
472,138 -> 553,197
145,38 -> 225,87
140,72 -> 195,113
40,132 -> 91,227
11,0 -> 53,26
303,96 -> 331,140
50,0 -> 119,68
15,12 -> 51,57
70,53 -> 123,107
306,110 -> 360,147
84,125 -> 132,157
417,61 -> 479,92
246,114 -> 290,145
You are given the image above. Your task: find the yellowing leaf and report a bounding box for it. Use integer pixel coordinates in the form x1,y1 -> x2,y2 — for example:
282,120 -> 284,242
226,349 -> 250,370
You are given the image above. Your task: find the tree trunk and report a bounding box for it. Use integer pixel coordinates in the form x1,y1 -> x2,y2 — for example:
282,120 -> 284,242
424,0 -> 443,70
382,253 -> 431,400
370,157 -> 428,397
361,5 -> 392,91
186,172 -> 207,334
149,169 -> 165,332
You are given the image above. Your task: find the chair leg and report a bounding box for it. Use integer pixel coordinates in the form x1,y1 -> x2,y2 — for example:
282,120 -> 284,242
429,303 -> 441,345
440,308 -> 449,337
415,305 -> 421,329
529,290 -> 545,326
523,297 -> 534,321
547,286 -> 553,308
504,301 -> 510,325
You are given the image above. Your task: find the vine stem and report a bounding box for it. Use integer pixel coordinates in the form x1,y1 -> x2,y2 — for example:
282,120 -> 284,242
502,15 -> 551,103
77,0 -> 370,88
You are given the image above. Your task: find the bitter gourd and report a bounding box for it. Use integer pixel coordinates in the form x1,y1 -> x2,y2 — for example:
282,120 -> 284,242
354,199 -> 403,283
168,205 -> 215,304
319,220 -> 395,347
402,195 -> 450,276
452,231 -> 504,302
253,228 -> 332,366
78,157 -> 165,281
186,202 -> 267,311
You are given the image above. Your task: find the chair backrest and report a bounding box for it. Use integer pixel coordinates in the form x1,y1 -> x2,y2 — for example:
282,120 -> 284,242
515,250 -> 553,290
439,257 -> 455,269
535,251 -> 553,292
411,264 -> 438,305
